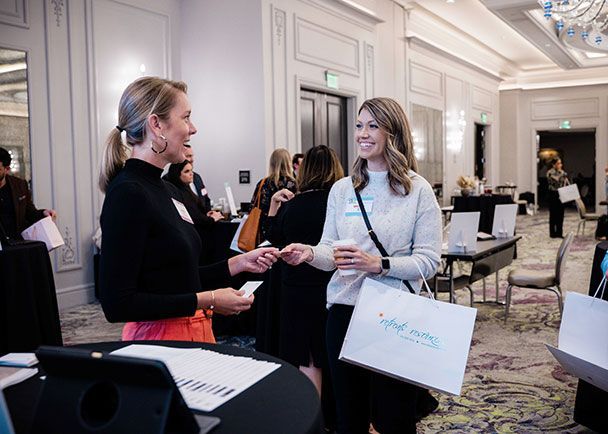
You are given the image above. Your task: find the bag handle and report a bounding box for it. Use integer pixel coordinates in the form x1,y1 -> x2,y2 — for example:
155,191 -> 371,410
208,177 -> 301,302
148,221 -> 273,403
592,274 -> 607,301
254,178 -> 266,208
354,187 -> 417,294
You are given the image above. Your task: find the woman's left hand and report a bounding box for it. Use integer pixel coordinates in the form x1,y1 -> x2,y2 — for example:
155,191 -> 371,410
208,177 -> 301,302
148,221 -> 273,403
232,247 -> 280,274
333,245 -> 382,274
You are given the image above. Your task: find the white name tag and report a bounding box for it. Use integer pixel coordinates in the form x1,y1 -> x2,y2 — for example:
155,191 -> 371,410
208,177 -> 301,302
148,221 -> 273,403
200,188 -> 208,197
172,199 -> 194,224
345,196 -> 373,216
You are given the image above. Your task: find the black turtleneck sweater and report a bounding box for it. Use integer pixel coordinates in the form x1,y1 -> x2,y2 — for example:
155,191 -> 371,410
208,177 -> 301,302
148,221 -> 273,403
99,158 -> 231,322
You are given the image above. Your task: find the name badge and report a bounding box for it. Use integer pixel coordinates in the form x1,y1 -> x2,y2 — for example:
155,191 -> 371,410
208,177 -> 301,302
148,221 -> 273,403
172,199 -> 194,224
345,196 -> 373,216
200,188 -> 208,197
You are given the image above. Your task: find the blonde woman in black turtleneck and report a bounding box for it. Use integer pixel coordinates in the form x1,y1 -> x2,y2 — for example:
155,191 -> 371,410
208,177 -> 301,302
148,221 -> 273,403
98,77 -> 279,343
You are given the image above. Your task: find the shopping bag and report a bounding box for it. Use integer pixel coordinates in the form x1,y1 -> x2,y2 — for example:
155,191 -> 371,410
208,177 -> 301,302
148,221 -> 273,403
558,184 -> 580,203
339,276 -> 477,395
21,216 -> 65,251
546,277 -> 608,392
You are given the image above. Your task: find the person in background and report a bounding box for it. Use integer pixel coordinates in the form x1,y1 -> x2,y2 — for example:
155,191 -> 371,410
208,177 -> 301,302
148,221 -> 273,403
547,157 -> 569,238
98,76 -> 279,344
266,145 -> 344,429
183,143 -> 211,211
0,146 -> 57,240
281,97 -> 441,433
292,152 -> 304,177
163,160 -> 223,265
251,148 -> 296,241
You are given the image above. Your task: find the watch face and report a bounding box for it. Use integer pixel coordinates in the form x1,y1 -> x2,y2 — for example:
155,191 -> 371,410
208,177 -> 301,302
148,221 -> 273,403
382,258 -> 390,270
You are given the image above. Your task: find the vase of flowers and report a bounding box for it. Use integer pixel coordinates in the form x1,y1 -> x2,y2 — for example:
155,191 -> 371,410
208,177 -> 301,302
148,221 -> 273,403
457,175 -> 476,197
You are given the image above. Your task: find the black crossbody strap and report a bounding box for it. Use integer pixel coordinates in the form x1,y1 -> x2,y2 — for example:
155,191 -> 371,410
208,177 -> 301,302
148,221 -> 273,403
354,188 -> 415,294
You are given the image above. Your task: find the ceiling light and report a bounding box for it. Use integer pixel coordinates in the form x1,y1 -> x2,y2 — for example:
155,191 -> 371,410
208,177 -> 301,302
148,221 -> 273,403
446,0 -> 455,3
540,1 -> 608,43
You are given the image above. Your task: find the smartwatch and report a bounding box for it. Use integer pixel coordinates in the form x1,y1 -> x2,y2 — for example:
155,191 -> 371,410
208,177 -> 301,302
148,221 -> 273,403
381,257 -> 390,275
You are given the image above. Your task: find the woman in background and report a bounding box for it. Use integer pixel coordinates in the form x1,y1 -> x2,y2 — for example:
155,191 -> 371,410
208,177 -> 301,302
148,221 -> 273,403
98,76 -> 279,344
164,160 -> 223,265
251,148 -> 296,242
281,97 -> 441,433
547,157 -> 569,238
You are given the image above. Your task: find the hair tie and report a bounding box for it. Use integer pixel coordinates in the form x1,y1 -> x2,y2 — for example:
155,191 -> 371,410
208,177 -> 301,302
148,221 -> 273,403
116,125 -> 125,133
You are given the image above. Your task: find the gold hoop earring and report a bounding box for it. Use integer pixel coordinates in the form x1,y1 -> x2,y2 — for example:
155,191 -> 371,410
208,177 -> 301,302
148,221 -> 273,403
151,134 -> 168,154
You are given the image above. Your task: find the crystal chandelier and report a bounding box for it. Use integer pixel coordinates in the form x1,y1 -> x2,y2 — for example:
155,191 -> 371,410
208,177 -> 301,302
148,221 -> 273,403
540,1 -> 608,45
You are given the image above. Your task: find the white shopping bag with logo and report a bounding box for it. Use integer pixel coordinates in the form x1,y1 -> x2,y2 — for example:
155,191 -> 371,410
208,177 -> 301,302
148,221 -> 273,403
339,271 -> 477,395
546,277 -> 608,392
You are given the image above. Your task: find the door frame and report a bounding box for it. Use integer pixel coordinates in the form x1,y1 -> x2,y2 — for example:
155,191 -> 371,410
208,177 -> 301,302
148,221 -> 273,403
295,76 -> 360,171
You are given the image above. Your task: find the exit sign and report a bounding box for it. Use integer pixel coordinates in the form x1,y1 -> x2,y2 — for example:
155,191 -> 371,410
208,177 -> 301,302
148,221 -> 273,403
325,71 -> 339,90
480,112 -> 488,124
559,120 -> 571,129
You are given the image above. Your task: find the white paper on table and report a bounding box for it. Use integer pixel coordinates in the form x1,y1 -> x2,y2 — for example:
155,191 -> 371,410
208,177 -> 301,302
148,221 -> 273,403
448,212 -> 479,253
240,281 -> 263,298
111,344 -> 280,412
491,204 -> 518,238
21,216 -> 64,251
224,183 -> 238,217
229,215 -> 247,253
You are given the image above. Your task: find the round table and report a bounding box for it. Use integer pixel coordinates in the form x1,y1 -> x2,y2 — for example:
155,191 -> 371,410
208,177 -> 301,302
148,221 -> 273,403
4,340 -> 323,434
0,240 -> 62,355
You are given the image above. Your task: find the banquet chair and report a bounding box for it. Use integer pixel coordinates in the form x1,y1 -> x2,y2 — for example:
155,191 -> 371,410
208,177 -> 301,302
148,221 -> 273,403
574,198 -> 601,236
504,233 -> 573,322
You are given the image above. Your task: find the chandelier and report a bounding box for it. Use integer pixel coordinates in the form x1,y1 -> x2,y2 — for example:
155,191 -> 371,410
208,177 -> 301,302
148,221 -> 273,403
540,1 -> 608,45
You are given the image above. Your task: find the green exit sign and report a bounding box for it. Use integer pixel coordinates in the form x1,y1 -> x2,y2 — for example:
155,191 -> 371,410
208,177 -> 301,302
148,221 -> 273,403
326,71 -> 339,90
480,112 -> 488,124
559,120 -> 571,129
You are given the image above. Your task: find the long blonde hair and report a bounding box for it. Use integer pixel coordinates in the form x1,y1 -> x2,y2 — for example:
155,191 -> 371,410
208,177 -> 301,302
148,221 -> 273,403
352,97 -> 418,195
98,77 -> 188,192
267,148 -> 294,186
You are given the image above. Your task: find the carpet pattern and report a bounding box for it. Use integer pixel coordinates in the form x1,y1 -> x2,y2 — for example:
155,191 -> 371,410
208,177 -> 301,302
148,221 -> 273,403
60,209 -> 601,433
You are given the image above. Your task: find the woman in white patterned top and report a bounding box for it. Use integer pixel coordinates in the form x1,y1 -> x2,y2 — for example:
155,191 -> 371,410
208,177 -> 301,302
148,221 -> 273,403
281,97 -> 441,434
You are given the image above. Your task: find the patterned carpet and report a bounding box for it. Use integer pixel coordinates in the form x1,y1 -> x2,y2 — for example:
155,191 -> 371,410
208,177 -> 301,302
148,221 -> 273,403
60,209 -> 601,433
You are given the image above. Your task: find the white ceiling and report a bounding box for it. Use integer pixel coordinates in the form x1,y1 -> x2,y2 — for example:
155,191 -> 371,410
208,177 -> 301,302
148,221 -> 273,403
406,0 -> 608,89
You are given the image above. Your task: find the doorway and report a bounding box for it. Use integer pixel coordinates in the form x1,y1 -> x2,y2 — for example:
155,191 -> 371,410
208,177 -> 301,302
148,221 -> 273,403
300,89 -> 349,172
474,123 -> 486,180
537,129 -> 596,210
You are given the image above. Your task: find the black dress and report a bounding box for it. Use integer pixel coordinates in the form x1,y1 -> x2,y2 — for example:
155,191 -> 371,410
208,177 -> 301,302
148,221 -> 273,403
250,175 -> 296,241
266,189 -> 332,367
99,158 -> 231,323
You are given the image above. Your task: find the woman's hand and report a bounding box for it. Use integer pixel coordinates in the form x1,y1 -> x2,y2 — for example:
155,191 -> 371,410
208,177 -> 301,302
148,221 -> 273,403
268,189 -> 295,217
207,210 -> 224,222
280,243 -> 314,265
229,247 -> 280,275
197,288 -> 254,316
333,245 -> 382,274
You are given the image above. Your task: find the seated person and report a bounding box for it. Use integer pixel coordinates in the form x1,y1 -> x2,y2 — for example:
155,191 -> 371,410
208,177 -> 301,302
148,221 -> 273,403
0,147 -> 57,239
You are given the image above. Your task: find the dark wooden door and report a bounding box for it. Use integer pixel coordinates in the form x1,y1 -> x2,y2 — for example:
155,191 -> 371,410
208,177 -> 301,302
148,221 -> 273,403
300,89 -> 348,173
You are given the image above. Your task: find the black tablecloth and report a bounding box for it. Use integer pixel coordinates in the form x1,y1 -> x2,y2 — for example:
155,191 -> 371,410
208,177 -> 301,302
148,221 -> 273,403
0,241 -> 62,355
453,194 -> 514,233
573,241 -> 608,432
4,340 -> 323,434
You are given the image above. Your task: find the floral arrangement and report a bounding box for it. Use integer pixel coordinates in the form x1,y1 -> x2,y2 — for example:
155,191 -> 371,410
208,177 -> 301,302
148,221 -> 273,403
457,175 -> 475,190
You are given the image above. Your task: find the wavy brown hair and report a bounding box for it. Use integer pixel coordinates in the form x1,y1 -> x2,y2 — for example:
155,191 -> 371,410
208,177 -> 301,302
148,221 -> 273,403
352,97 -> 418,196
297,145 -> 344,192
98,77 -> 188,192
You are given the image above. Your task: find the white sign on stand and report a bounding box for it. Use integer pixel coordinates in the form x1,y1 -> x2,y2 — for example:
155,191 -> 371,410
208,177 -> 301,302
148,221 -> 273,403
492,204 -> 518,238
448,212 -> 480,253
224,182 -> 238,217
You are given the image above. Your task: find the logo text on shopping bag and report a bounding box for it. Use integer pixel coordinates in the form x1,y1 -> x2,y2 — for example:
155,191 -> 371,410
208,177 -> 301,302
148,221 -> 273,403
378,314 -> 443,349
